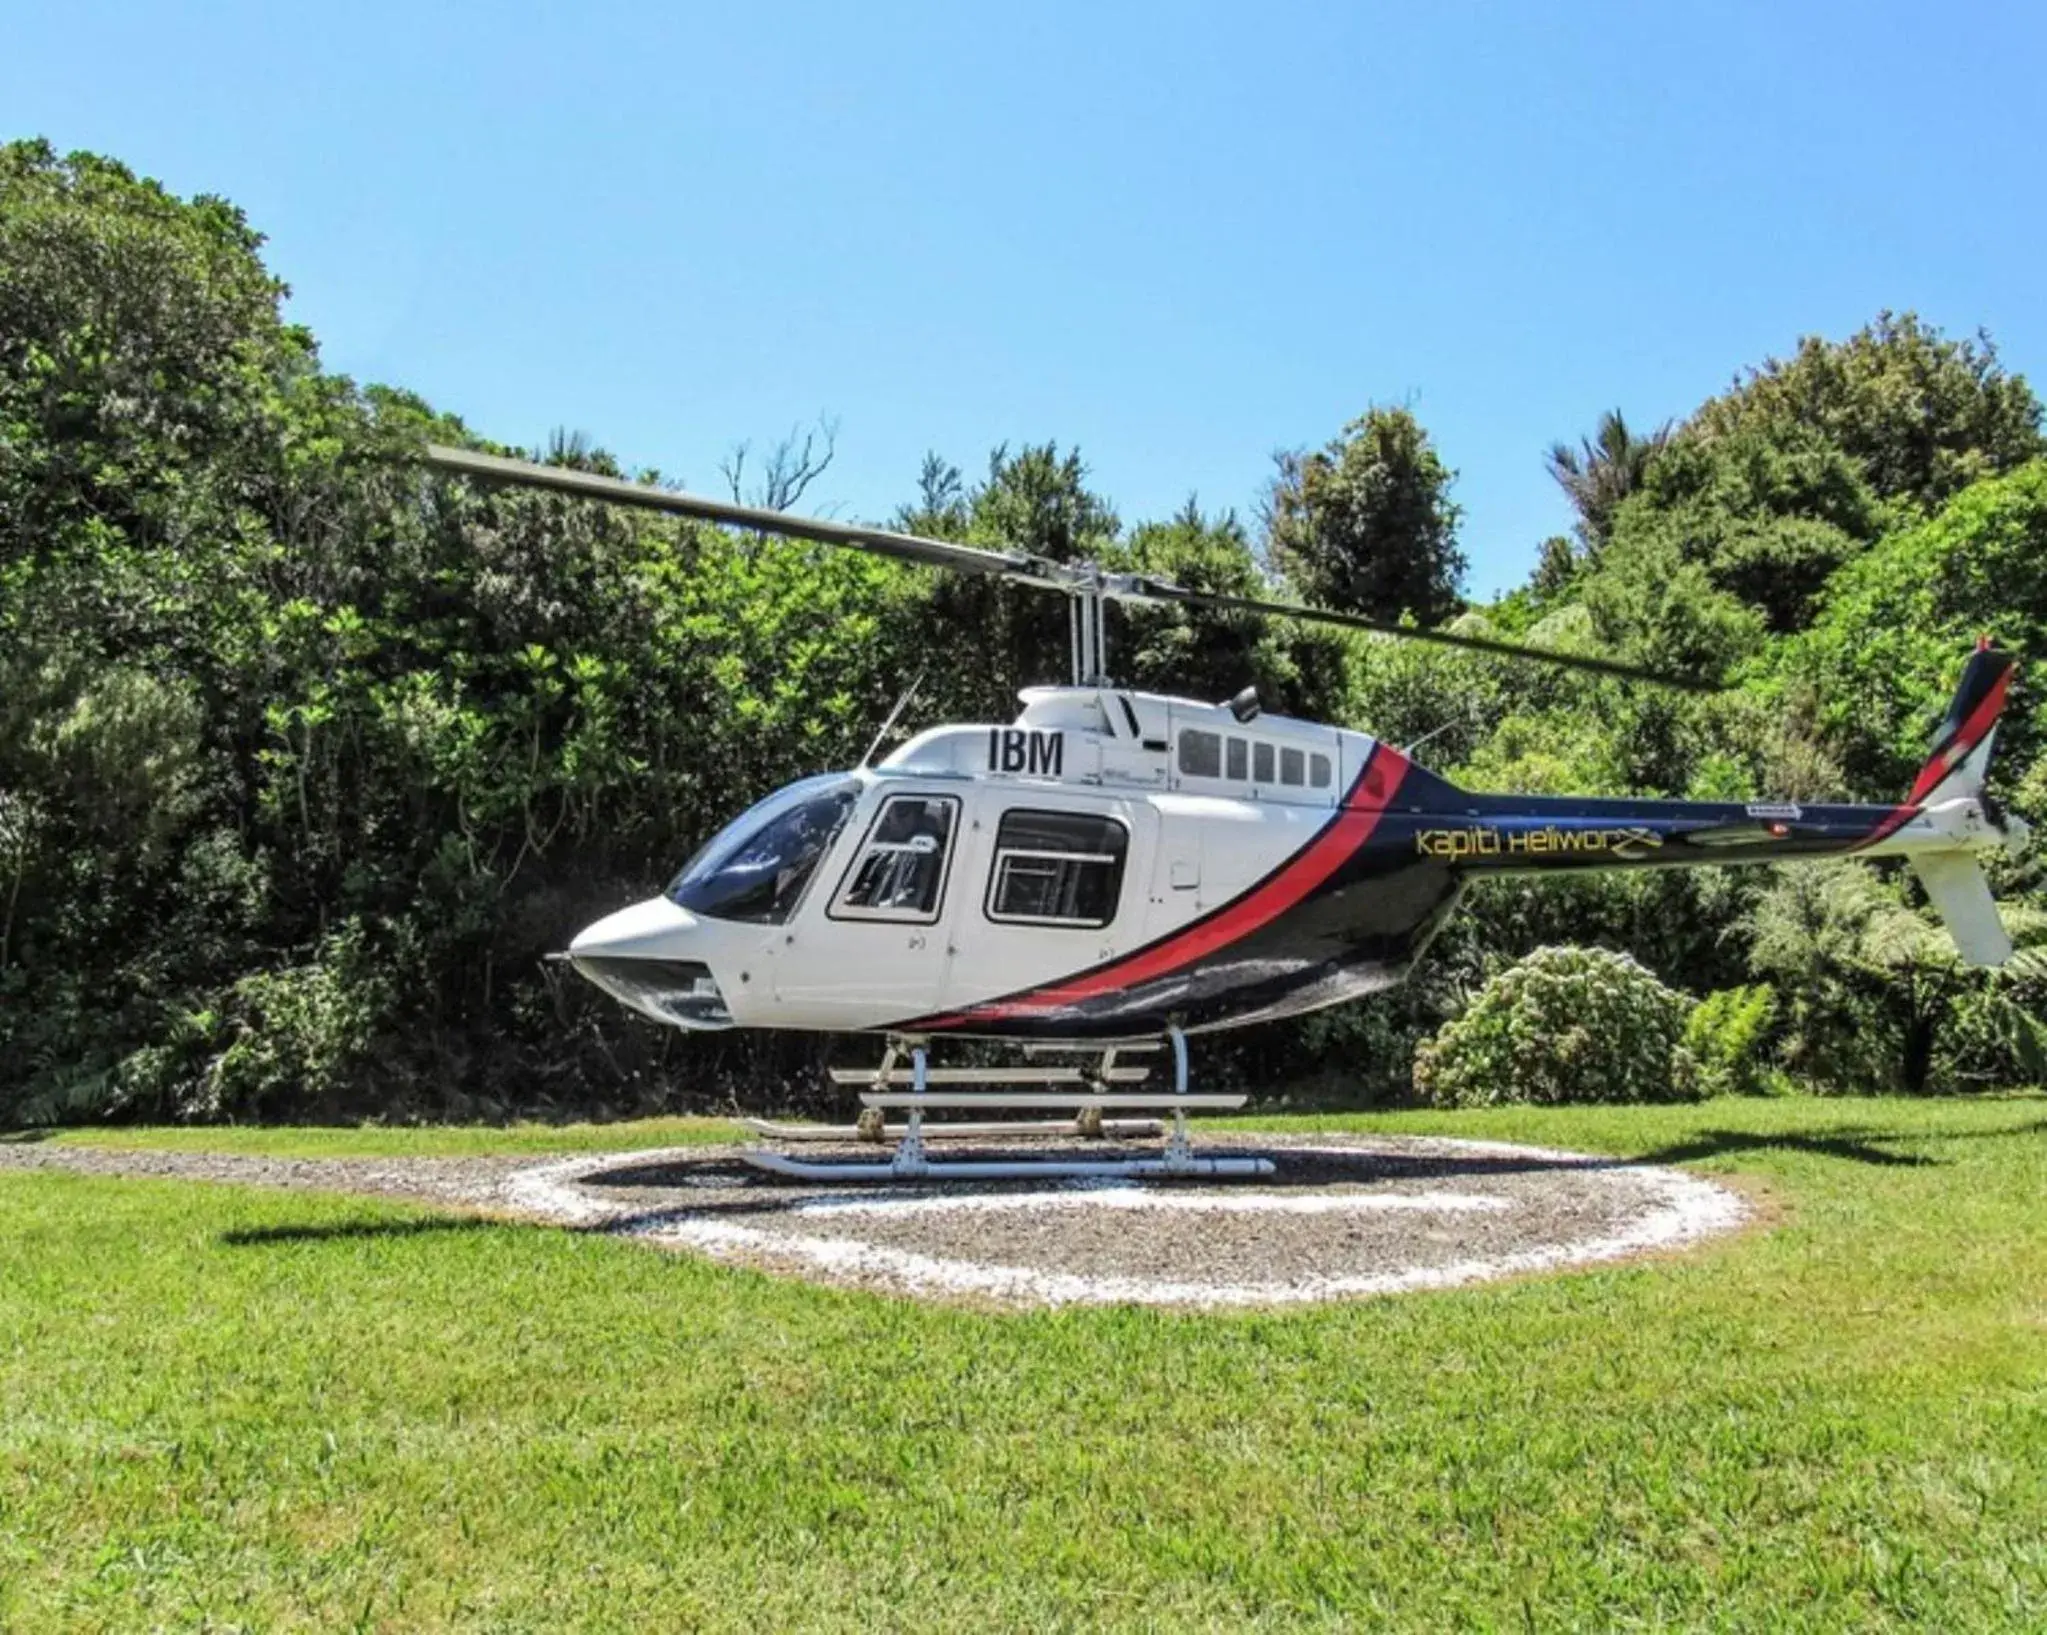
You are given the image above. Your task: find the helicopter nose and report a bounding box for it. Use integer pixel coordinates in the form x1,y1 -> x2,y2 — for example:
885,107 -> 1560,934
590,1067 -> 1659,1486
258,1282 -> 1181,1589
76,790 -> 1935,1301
566,898 -> 736,1030
568,895 -> 698,958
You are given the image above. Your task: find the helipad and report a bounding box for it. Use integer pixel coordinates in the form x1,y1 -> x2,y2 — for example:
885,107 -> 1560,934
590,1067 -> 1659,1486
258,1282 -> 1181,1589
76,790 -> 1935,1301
0,1134 -> 1751,1310
503,1133 -> 1751,1309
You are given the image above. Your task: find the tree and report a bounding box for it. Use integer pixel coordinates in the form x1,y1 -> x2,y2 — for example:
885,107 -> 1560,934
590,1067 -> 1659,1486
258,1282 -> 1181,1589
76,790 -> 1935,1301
719,414 -> 839,511
0,140 -> 303,575
1120,499 -> 1271,704
1576,315 -> 2042,637
1690,311 -> 2042,516
1263,407 -> 1466,625
1594,418 -> 1879,635
1544,409 -> 1671,550
1530,534 -> 1580,601
1576,532 -> 1765,684
964,441 -> 1119,563
1773,458 -> 2047,799
905,443 -> 1122,719
896,452 -> 969,538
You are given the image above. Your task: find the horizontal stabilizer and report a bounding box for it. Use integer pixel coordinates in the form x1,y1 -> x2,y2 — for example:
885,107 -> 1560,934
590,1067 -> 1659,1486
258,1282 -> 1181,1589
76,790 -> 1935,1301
1912,852 -> 2013,967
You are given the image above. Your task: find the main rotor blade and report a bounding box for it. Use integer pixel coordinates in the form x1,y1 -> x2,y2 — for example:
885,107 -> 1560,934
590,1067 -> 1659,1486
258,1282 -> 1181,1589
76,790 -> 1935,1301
420,444 -> 1048,583
419,444 -> 1717,691
1142,582 -> 1722,692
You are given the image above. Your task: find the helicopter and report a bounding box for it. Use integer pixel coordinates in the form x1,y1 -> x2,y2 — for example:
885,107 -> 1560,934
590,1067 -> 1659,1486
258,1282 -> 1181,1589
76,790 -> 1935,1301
422,444 -> 2028,1178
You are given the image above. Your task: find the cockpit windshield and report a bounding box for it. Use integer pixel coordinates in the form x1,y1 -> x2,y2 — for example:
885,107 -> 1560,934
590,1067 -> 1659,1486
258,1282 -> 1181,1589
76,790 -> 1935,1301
667,775 -> 859,924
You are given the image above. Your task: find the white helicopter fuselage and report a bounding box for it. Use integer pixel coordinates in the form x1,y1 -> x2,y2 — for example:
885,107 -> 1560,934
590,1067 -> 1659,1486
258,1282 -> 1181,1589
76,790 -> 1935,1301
568,686 -> 1389,1039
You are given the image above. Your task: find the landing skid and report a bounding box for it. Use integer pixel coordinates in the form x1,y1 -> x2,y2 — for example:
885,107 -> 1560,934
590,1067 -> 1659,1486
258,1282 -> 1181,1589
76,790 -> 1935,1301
739,1029 -> 1274,1183
742,1151 -> 1273,1182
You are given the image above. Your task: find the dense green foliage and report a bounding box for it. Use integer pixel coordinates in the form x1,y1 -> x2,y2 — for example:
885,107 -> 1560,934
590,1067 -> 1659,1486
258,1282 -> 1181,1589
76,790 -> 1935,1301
1413,945 -> 1698,1106
5,1099 -> 2046,1627
1677,983 -> 1780,1099
0,142 -> 923,1122
4,138 -> 2046,1122
1264,405 -> 1466,624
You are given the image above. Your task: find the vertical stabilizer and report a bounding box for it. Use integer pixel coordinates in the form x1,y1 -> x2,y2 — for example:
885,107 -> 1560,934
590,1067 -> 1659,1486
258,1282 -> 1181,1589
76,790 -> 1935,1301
1911,641 -> 2015,805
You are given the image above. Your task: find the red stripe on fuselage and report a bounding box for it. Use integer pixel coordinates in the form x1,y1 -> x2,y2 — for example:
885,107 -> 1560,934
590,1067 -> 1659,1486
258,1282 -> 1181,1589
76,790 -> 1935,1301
921,744 -> 1413,1027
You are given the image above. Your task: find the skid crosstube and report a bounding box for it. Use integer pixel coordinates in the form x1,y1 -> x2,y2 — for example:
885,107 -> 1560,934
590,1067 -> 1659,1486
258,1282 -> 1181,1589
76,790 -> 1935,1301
743,1117 -> 1165,1143
739,1030 -> 1263,1181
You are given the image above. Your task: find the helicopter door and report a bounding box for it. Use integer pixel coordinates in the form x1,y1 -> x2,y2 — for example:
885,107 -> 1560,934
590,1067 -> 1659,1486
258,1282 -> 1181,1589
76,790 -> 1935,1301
937,795 -> 1156,1014
770,790 -> 963,1024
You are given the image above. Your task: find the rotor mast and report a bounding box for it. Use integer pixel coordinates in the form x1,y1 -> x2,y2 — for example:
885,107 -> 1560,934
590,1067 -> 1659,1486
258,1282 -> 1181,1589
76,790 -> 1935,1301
1068,572 -> 1112,688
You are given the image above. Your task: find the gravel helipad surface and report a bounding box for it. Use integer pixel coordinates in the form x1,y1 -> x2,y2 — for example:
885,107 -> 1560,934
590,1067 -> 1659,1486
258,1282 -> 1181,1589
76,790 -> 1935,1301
1,1132 -> 1750,1310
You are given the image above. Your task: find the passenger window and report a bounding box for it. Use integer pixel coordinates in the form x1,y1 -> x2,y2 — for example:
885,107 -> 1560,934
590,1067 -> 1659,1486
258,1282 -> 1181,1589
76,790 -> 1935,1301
985,809 -> 1129,928
1226,738 -> 1248,780
1281,747 -> 1305,786
1253,742 -> 1275,783
1310,752 -> 1332,789
831,795 -> 958,922
1178,729 -> 1222,779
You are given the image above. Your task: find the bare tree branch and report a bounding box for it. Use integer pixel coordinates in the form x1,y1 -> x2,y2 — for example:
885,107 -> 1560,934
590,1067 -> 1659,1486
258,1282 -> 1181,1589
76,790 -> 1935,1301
719,415 -> 839,511
718,441 -> 749,504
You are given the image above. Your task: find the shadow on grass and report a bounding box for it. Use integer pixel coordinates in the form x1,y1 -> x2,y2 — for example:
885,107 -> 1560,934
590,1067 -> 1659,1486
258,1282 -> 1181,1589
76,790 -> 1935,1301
1631,1127 -> 1941,1168
1912,1114 -> 2047,1143
0,1130 -> 53,1144
222,1217 -> 499,1247
565,1147 -> 1648,1229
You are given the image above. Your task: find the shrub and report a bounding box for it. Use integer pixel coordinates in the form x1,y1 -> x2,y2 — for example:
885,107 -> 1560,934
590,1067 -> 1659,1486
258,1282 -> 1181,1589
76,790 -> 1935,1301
1412,945 -> 1698,1107
1676,984 -> 1779,1098
204,921 -> 394,1118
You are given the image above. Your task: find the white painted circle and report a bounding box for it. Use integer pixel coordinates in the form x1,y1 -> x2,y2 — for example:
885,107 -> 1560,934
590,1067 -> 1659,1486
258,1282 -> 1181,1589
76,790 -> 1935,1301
497,1135 -> 1750,1310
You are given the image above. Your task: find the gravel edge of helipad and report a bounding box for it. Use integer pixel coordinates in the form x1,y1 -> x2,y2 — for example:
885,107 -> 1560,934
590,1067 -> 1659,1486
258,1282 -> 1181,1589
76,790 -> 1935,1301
497,1133 -> 1753,1310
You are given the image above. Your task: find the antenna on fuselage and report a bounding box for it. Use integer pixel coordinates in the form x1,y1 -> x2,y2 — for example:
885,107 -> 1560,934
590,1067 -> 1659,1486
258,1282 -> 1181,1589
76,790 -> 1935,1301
1401,718 -> 1460,759
860,669 -> 927,770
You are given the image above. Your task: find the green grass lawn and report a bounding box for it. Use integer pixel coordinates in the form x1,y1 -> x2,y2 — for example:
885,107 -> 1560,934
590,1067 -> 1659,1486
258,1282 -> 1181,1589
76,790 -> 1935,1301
39,1114 -> 740,1158
3,1098 -> 2044,1631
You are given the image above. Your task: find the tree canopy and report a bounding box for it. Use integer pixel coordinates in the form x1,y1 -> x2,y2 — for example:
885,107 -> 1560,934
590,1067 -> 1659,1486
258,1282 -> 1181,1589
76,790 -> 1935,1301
1263,406 -> 1467,626
1545,408 -> 1670,551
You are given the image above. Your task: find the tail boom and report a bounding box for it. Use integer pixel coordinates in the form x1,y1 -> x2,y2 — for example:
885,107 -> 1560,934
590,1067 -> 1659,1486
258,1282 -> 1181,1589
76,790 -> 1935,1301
1394,642 -> 2026,965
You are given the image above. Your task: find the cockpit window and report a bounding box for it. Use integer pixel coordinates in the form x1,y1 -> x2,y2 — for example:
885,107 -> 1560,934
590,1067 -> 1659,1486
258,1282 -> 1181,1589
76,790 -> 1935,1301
668,775 -> 858,924
832,794 -> 959,922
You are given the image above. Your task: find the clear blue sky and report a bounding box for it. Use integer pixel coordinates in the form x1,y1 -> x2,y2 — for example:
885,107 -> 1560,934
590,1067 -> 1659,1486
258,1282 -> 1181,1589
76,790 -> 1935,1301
7,1 -> 2042,596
